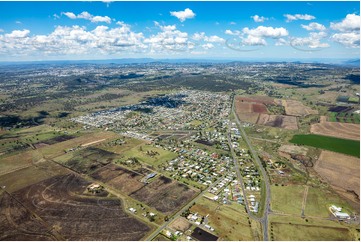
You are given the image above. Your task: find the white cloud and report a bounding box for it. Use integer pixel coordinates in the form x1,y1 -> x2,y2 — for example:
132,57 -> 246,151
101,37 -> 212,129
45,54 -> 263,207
242,35 -> 267,46
284,14 -> 315,22
62,11 -> 111,24
330,14 -> 360,32
225,29 -> 241,36
192,32 -> 224,43
63,12 -> 76,19
144,24 -> 191,52
290,32 -> 329,49
15,21 -> 22,24
202,43 -> 214,49
5,29 -> 30,38
251,15 -> 268,23
0,25 -> 146,57
275,38 -> 288,46
332,32 -> 360,48
230,22 -> 236,25
301,22 -> 326,31
170,8 -> 195,22
243,26 -> 288,38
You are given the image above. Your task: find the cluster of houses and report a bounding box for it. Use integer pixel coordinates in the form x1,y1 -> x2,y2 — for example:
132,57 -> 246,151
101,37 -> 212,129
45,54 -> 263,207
161,145 -> 233,186
71,90 -> 230,133
187,213 -> 215,232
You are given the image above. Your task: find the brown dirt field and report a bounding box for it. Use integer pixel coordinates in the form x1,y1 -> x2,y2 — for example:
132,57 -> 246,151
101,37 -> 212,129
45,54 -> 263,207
235,101 -> 252,113
130,176 -> 197,215
90,164 -> 145,195
2,174 -> 151,240
257,114 -> 298,130
282,100 -> 318,117
236,112 -> 260,124
169,217 -> 191,232
236,96 -> 275,105
314,151 -> 360,205
252,103 -> 268,113
310,122 -> 360,140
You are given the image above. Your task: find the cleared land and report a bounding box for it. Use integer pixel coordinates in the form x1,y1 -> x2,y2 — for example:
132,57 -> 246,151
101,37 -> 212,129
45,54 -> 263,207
190,197 -> 253,241
270,185 -> 305,215
168,217 -> 192,232
56,147 -> 117,174
130,176 -> 197,215
290,134 -> 360,157
310,121 -> 360,141
271,222 -> 352,241
314,151 -> 360,206
282,100 -> 318,117
90,164 -> 145,195
1,174 -> 151,240
278,145 -> 308,156
257,114 -> 298,130
234,96 -> 298,130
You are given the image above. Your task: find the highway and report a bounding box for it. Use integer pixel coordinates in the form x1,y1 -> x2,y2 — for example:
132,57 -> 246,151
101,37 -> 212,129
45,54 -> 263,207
230,96 -> 271,241
144,175 -> 226,241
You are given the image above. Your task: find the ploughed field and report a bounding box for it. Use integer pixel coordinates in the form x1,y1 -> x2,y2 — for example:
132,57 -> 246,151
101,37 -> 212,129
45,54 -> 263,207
0,174 -> 151,241
310,121 -> 360,141
234,96 -> 299,130
129,176 -> 197,215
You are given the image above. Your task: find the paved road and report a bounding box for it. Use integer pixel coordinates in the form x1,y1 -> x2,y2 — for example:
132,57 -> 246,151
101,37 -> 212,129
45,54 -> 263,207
144,175 -> 226,241
230,96 -> 271,241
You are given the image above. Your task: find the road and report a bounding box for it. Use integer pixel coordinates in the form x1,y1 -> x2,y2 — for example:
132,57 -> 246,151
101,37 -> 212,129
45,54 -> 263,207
144,175 -> 226,241
230,96 -> 271,241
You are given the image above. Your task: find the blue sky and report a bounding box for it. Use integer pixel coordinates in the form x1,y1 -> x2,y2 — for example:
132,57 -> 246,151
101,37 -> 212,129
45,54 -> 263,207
0,1 -> 359,61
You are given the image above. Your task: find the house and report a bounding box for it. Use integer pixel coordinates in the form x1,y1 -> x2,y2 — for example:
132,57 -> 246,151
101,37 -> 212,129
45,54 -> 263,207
335,212 -> 350,220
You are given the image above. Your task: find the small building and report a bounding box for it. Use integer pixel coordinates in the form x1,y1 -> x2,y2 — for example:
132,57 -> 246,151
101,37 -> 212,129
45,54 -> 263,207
335,212 -> 350,220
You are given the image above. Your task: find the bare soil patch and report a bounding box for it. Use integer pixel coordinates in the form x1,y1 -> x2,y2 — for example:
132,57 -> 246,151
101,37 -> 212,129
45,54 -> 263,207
311,122 -> 360,140
282,100 -> 318,117
1,174 -> 151,240
130,176 -> 197,215
90,164 -> 145,195
314,151 -> 360,206
169,217 -> 191,232
257,114 -> 298,130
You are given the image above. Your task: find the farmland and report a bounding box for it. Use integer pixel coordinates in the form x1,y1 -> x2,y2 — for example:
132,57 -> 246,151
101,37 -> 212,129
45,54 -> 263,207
90,164 -> 145,195
130,176 -> 197,215
289,134 -> 360,157
234,96 -> 299,130
1,174 -> 151,240
310,121 -> 360,141
282,100 -> 318,117
314,151 -> 360,209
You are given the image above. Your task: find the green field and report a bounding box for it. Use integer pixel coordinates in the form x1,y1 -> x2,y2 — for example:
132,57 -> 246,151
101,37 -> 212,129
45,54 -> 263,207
271,185 -> 305,215
269,215 -> 356,241
289,134 -> 360,157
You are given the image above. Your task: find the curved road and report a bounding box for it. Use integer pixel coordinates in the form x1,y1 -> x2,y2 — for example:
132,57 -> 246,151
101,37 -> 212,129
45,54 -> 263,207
230,96 -> 271,241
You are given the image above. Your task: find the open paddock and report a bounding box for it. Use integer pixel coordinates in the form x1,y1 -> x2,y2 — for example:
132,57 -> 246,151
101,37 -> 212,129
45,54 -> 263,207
282,100 -> 318,117
257,114 -> 298,130
90,164 -> 145,195
1,174 -> 151,241
130,176 -> 197,215
60,147 -> 118,174
310,121 -> 359,141
314,151 -> 359,206
271,222 -> 352,241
